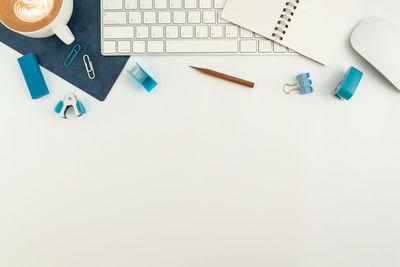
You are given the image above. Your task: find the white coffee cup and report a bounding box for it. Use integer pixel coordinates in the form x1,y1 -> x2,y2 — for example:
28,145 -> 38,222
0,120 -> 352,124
0,0 -> 75,45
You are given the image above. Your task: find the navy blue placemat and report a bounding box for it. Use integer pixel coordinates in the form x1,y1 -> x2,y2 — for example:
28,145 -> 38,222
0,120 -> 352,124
0,0 -> 129,101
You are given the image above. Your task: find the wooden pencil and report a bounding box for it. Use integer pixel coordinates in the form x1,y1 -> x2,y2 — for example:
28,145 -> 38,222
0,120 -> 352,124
190,66 -> 255,88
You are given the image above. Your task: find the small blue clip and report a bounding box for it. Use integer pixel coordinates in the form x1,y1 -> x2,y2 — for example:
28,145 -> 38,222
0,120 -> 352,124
334,67 -> 363,101
127,63 -> 158,92
283,73 -> 314,95
64,44 -> 81,67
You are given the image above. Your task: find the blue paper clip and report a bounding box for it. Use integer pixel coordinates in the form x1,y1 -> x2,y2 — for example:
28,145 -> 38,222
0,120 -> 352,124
64,44 -> 81,67
127,63 -> 158,92
283,73 -> 314,95
334,67 -> 363,101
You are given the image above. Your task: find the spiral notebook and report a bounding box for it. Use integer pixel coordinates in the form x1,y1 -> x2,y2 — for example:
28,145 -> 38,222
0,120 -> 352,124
221,0 -> 357,65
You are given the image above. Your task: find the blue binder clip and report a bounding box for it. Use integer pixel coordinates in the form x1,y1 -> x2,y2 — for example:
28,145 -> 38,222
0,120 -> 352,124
55,93 -> 86,119
334,67 -> 363,101
127,63 -> 158,92
283,73 -> 314,95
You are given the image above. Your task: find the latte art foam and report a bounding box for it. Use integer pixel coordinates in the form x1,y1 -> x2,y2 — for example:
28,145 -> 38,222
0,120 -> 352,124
14,0 -> 55,23
0,0 -> 62,32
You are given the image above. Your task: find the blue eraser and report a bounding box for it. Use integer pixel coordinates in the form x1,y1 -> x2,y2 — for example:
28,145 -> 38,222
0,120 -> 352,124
18,53 -> 49,99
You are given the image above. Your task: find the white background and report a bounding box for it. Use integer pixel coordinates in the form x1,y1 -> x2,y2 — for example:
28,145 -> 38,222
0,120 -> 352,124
1,1 -> 400,266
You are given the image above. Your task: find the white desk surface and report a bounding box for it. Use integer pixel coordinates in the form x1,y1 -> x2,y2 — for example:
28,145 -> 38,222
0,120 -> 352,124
1,1 -> 400,266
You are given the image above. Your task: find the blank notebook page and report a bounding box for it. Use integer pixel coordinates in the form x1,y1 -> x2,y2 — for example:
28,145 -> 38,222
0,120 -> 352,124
221,0 -> 282,38
222,0 -> 357,65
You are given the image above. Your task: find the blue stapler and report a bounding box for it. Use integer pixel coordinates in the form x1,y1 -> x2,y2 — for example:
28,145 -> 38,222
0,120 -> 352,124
334,67 -> 363,100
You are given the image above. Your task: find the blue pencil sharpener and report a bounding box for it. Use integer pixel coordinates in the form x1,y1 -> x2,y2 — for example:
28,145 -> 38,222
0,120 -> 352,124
334,67 -> 363,101
127,63 -> 157,92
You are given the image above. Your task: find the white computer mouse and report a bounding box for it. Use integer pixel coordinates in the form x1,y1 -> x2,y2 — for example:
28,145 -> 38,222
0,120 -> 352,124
351,17 -> 400,91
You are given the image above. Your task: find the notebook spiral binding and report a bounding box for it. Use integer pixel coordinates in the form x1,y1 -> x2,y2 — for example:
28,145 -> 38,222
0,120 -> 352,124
272,0 -> 300,41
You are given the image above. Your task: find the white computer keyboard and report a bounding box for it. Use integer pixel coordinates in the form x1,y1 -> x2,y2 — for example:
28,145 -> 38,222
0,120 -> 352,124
101,0 -> 296,56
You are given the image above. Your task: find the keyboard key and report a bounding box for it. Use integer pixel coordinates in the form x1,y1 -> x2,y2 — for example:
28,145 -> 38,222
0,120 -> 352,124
195,26 -> 208,38
151,26 -> 164,38
136,26 -> 149,38
103,0 -> 122,9
129,11 -> 141,24
217,11 -> 228,24
118,40 -> 131,53
140,0 -> 153,9
166,40 -> 238,53
203,11 -> 215,24
173,11 -> 186,23
240,40 -> 257,53
273,42 -> 288,53
103,41 -> 116,53
240,28 -> 253,38
214,0 -> 226,8
199,0 -> 212,8
148,41 -> 164,52
166,26 -> 179,38
185,0 -> 197,9
158,11 -> 171,24
225,25 -> 238,38
104,27 -> 134,38
155,0 -> 168,9
132,41 -> 146,52
125,0 -> 138,9
143,11 -> 156,23
170,0 -> 182,9
103,12 -> 127,24
259,40 -> 272,53
188,11 -> 201,24
210,26 -> 223,38
181,26 -> 194,38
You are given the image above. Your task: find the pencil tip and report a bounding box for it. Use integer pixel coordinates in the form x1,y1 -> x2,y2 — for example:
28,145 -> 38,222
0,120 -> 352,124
189,66 -> 196,69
